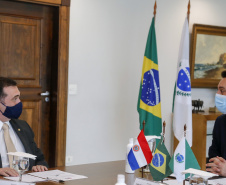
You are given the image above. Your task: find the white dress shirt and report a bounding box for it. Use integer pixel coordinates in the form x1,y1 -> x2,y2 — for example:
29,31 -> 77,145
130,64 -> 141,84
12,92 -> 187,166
0,120 -> 25,168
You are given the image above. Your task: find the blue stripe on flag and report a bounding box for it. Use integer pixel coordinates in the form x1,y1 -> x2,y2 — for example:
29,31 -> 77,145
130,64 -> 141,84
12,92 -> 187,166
128,149 -> 140,170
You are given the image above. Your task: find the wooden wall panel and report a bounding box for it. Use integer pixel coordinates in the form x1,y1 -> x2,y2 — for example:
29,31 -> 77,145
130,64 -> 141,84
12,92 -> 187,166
0,15 -> 41,87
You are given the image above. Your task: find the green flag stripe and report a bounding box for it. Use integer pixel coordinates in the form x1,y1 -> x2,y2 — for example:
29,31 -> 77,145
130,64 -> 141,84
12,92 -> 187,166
139,109 -> 162,136
172,83 -> 176,112
185,139 -> 200,171
137,82 -> 142,112
144,17 -> 158,64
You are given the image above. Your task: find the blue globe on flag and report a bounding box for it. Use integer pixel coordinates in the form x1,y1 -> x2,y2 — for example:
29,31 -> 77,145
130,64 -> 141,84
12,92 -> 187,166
141,69 -> 160,106
175,153 -> 184,163
177,67 -> 191,92
152,153 -> 164,167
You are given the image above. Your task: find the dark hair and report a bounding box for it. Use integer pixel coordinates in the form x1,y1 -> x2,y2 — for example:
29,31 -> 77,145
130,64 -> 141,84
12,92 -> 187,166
222,71 -> 226,78
0,77 -> 17,99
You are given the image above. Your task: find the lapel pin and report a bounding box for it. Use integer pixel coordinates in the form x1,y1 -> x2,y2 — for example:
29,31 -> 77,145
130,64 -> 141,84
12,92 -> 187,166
18,128 -> 21,131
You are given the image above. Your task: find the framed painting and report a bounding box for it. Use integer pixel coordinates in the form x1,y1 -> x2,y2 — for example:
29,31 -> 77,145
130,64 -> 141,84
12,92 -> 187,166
190,24 -> 226,88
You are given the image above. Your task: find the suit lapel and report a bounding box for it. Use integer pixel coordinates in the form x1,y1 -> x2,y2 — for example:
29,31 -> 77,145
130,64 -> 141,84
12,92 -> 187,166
9,120 -> 32,154
9,120 -> 35,170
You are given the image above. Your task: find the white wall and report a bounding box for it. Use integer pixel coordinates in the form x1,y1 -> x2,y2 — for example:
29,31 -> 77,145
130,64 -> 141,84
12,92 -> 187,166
66,0 -> 226,165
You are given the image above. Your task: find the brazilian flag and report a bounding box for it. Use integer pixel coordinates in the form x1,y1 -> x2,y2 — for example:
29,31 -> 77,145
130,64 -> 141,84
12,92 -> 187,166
137,17 -> 162,136
149,137 -> 172,181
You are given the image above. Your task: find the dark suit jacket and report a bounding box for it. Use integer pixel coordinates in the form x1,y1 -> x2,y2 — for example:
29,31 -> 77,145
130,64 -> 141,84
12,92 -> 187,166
208,114 -> 226,160
0,119 -> 48,170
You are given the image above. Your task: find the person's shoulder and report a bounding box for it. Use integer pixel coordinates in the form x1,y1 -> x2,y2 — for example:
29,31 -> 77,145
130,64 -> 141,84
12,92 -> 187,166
10,119 -> 34,137
216,114 -> 226,121
10,119 -> 30,128
215,114 -> 226,126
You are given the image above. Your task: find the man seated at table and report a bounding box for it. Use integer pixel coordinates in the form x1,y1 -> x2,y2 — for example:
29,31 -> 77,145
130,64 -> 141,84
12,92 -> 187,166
207,71 -> 226,176
0,77 -> 48,177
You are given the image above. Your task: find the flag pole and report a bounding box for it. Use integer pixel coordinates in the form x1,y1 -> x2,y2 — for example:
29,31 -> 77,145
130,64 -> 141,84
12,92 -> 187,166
183,124 -> 186,185
161,121 -> 166,183
187,0 -> 190,23
142,120 -> 145,178
153,0 -> 157,21
143,120 -> 145,133
162,121 -> 166,143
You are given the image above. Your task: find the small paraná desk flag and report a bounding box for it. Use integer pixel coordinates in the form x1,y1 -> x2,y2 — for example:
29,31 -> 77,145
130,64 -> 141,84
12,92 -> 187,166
169,136 -> 200,182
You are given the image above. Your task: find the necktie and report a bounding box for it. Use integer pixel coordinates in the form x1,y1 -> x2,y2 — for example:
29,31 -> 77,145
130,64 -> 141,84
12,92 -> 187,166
2,123 -> 17,168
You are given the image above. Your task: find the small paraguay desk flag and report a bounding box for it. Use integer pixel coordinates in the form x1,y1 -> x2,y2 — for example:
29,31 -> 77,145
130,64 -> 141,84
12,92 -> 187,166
137,16 -> 162,136
128,130 -> 153,170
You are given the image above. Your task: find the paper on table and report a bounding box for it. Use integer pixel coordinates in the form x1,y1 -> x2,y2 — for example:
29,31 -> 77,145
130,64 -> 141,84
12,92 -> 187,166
181,168 -> 218,178
7,152 -> 37,160
4,174 -> 46,183
133,178 -> 160,185
168,173 -> 176,178
145,136 -> 161,142
28,170 -> 87,181
0,179 -> 35,185
164,180 -> 189,185
208,178 -> 226,185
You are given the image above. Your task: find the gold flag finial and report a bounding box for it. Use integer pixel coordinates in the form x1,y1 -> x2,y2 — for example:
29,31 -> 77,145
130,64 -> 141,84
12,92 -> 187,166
163,121 -> 166,135
142,120 -> 145,133
162,121 -> 166,143
153,0 -> 157,18
187,0 -> 191,23
184,124 -> 187,137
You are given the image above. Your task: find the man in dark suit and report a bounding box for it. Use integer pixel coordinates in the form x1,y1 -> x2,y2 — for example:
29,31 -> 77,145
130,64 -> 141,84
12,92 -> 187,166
0,77 -> 48,177
207,71 -> 226,176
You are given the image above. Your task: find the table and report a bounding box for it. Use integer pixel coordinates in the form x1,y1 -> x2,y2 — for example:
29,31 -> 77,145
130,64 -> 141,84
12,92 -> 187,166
0,161 -> 152,185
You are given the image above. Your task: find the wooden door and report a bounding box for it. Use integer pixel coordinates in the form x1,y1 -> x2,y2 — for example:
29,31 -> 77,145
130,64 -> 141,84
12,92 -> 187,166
0,0 -> 59,167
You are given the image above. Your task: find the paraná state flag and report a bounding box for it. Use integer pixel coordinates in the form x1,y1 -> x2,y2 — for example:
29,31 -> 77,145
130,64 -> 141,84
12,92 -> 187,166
137,17 -> 162,136
149,137 -> 172,181
169,137 -> 200,182
128,130 -> 153,170
172,18 -> 192,146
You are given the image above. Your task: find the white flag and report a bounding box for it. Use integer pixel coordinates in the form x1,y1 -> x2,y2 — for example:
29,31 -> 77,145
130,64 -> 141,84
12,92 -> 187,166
173,18 -> 192,146
169,137 -> 200,182
170,137 -> 186,182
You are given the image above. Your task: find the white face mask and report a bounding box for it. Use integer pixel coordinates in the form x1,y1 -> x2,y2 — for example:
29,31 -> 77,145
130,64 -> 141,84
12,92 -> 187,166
215,93 -> 226,114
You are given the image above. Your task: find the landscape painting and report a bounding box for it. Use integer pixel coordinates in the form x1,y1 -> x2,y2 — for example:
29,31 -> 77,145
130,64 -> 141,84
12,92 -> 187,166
191,24 -> 226,88
194,34 -> 226,79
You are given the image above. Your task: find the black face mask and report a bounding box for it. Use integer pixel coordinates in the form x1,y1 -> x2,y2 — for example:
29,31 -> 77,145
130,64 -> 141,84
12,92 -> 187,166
0,102 -> 23,119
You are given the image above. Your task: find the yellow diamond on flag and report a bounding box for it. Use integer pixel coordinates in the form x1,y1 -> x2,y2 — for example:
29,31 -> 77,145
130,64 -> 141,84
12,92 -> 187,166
150,148 -> 166,174
139,57 -> 161,119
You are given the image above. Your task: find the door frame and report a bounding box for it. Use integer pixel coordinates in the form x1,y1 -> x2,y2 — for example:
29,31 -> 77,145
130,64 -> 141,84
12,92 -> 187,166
13,0 -> 71,167
16,0 -> 70,6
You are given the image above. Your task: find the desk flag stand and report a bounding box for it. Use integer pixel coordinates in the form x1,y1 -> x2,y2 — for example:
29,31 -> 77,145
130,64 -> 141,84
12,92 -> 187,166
160,121 -> 166,183
141,121 -> 146,176
183,124 -> 187,185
